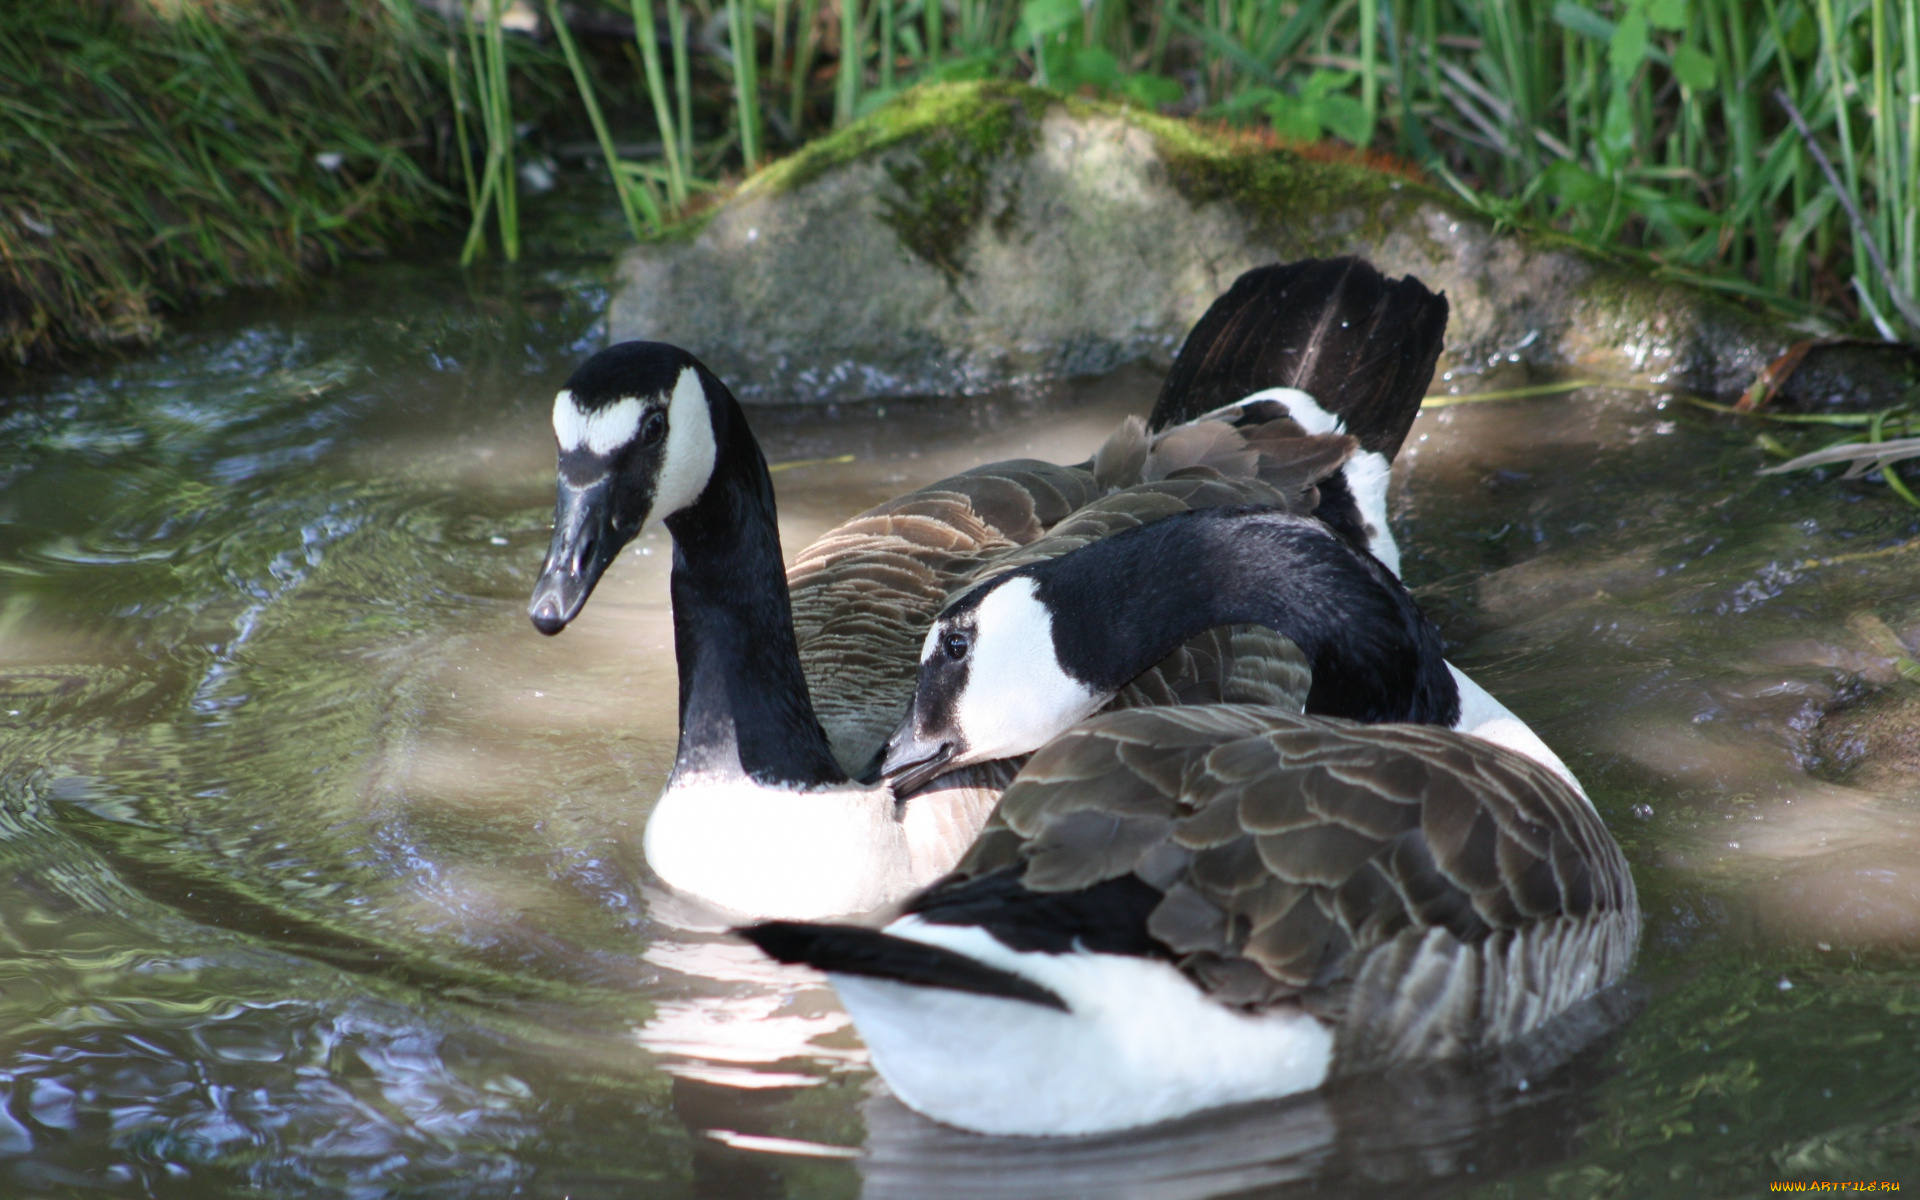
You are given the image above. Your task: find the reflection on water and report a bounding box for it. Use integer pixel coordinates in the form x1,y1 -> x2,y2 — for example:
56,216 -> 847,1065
1,245 -> 1919,1195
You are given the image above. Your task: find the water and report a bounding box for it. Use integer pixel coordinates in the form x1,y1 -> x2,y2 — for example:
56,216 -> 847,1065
2,241 -> 1918,1197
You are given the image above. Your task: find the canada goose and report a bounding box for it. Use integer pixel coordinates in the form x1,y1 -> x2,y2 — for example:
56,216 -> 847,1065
1146,253 -> 1452,578
879,510 -> 1583,794
525,259 -> 1448,919
878,506 -> 1460,796
742,510 -> 1638,1136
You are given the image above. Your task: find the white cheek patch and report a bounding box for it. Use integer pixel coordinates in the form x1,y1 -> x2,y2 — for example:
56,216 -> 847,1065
552,389 -> 646,456
950,579 -> 1102,761
1232,387 -> 1342,435
647,367 -> 718,529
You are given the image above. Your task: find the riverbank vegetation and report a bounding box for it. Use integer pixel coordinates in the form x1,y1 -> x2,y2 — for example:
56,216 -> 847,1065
4,0 -> 1915,367
565,0 -> 1916,338
0,1 -> 467,364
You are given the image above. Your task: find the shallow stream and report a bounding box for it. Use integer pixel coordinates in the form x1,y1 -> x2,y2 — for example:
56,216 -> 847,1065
2,239 -> 1919,1197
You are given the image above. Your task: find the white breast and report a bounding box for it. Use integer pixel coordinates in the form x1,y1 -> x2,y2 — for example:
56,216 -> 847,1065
643,777 -> 914,919
898,782 -> 1003,885
833,917 -> 1334,1137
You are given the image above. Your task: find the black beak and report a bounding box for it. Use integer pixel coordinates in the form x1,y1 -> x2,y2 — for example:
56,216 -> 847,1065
528,476 -> 623,636
879,717 -> 958,796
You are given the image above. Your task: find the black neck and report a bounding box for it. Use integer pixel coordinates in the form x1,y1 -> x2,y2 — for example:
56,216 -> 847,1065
1307,469 -> 1371,558
1030,508 -> 1459,725
664,379 -> 847,788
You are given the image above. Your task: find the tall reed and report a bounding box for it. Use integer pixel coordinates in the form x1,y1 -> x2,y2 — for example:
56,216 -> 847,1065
549,0 -> 660,239
631,0 -> 691,205
837,0 -> 863,125
669,0 -> 696,171
456,0 -> 519,265
728,0 -> 764,165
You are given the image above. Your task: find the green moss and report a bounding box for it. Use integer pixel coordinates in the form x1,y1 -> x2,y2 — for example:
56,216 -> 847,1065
745,81 -> 1052,200
637,82 -> 1050,258
877,102 -> 1039,279
711,78 -> 1775,360
734,81 -> 1473,272
728,81 -> 1049,278
644,204 -> 724,246
1124,109 -> 1442,247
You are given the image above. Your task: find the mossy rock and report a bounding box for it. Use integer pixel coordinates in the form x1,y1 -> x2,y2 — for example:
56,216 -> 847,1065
612,80 -> 1895,406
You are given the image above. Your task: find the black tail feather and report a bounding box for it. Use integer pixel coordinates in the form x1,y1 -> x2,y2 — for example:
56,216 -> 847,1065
1150,257 -> 1449,460
738,921 -> 1069,1011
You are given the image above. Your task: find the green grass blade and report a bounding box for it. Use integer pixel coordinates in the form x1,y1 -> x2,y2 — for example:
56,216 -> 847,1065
548,0 -> 651,240
837,0 -> 862,125
631,0 -> 689,206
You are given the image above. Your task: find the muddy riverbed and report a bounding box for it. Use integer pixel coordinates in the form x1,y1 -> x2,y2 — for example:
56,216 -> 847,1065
1,243 -> 1918,1197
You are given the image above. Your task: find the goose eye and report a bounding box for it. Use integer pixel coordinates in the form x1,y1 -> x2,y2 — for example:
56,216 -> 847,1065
639,410 -> 667,447
943,632 -> 970,661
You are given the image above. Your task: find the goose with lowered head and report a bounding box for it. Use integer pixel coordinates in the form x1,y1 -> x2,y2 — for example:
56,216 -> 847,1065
745,507 -> 1637,1136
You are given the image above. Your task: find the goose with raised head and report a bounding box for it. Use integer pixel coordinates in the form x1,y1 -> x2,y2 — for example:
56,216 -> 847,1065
525,258 -> 1450,919
743,509 -> 1637,1136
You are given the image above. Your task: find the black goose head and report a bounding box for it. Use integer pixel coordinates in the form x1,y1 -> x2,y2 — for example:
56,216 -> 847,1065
879,570 -> 1104,793
528,342 -> 721,635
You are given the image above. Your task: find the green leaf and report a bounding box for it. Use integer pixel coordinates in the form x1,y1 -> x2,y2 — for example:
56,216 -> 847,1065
1300,69 -> 1357,100
1119,72 -> 1184,107
1061,44 -> 1120,88
1555,0 -> 1677,68
1162,9 -> 1279,84
925,52 -> 1002,82
1671,42 -> 1717,89
1035,38 -> 1074,84
1317,92 -> 1372,145
1219,86 -> 1282,114
1778,188 -> 1836,252
1265,92 -> 1323,142
1785,9 -> 1819,58
1256,0 -> 1328,68
1610,9 -> 1649,84
1647,0 -> 1687,32
1552,1 -> 1616,43
1018,0 -> 1079,41
1600,89 -> 1636,163
1627,188 -> 1718,234
1545,159 -> 1609,205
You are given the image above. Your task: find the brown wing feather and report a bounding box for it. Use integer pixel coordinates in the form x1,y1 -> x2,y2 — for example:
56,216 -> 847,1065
788,409 -> 1357,776
948,706 -> 1638,1065
787,460 -> 1106,770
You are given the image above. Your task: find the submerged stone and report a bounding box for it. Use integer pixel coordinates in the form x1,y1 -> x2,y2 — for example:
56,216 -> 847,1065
610,81 -> 1911,407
